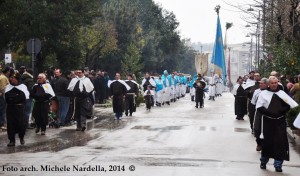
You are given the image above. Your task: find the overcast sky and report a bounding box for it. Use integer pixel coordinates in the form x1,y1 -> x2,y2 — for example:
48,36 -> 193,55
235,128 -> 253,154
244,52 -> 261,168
153,0 -> 255,44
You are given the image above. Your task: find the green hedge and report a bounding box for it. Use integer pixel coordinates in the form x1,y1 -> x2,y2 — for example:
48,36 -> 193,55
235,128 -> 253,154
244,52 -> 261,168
286,106 -> 300,129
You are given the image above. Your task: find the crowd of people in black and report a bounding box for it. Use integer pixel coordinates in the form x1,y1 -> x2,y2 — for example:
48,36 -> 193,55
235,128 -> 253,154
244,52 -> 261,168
232,70 -> 300,173
0,66 -> 112,147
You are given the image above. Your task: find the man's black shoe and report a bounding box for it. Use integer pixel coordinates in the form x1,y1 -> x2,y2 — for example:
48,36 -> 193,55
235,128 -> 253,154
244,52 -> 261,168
275,167 -> 282,172
7,142 -> 15,147
64,123 -> 72,127
81,127 -> 86,132
20,139 -> 25,145
260,163 -> 266,169
35,128 -> 40,133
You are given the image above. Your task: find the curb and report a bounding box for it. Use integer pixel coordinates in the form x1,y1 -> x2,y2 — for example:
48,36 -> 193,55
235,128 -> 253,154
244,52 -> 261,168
287,127 -> 300,144
0,106 -> 114,152
86,106 -> 114,130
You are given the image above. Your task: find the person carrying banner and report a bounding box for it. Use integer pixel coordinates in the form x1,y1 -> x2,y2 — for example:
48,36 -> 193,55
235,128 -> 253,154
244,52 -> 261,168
193,74 -> 206,108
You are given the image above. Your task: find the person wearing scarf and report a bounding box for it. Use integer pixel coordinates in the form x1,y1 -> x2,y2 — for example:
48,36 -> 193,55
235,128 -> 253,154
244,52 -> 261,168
244,72 -> 261,134
232,77 -> 247,120
68,69 -> 94,131
31,73 -> 55,135
5,72 -> 29,146
124,74 -> 139,116
256,76 -> 298,172
141,72 -> 156,92
108,73 -> 130,120
251,77 -> 268,152
193,74 -> 206,108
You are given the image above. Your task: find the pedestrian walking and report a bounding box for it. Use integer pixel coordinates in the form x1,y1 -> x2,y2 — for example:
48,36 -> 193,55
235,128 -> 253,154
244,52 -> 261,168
50,68 -> 70,126
161,70 -> 170,105
193,74 -> 206,108
189,74 -> 197,102
170,72 -> 178,102
67,69 -> 94,131
144,85 -> 155,111
0,68 -> 9,131
251,77 -> 268,152
108,73 -> 130,120
141,72 -> 156,92
154,74 -> 164,107
31,73 -> 55,135
65,71 -> 76,125
19,67 -> 34,129
232,77 -> 247,120
256,76 -> 298,172
208,74 -> 217,101
94,71 -> 107,104
244,72 -> 261,133
5,73 -> 29,146
125,74 -> 139,116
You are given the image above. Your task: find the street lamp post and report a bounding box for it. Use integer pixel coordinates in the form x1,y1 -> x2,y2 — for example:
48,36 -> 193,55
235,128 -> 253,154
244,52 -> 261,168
247,4 -> 263,71
257,10 -> 261,70
246,34 -> 253,71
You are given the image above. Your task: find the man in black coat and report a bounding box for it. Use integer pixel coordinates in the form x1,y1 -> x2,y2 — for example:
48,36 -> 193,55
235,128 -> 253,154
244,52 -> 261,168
193,74 -> 206,108
108,73 -> 130,120
125,74 -> 139,116
5,73 -> 29,146
67,69 -> 94,132
94,71 -> 107,104
256,76 -> 298,172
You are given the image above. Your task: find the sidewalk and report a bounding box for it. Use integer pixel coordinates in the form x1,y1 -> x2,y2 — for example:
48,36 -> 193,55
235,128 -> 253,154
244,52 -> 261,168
287,128 -> 300,144
0,105 -> 114,153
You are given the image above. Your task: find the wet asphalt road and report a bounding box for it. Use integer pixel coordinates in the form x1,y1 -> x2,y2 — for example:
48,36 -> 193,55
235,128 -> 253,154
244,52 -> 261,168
0,93 -> 300,176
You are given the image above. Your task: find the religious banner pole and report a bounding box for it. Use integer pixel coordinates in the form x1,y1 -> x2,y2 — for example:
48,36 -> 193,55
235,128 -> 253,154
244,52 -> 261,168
211,5 -> 226,81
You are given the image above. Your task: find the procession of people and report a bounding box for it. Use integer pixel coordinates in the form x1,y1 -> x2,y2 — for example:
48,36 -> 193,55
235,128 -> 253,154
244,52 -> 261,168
232,70 -> 300,172
1,63 -> 300,174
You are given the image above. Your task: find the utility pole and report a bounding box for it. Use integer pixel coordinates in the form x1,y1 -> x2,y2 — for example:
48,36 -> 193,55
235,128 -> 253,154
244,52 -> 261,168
257,10 -> 261,70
